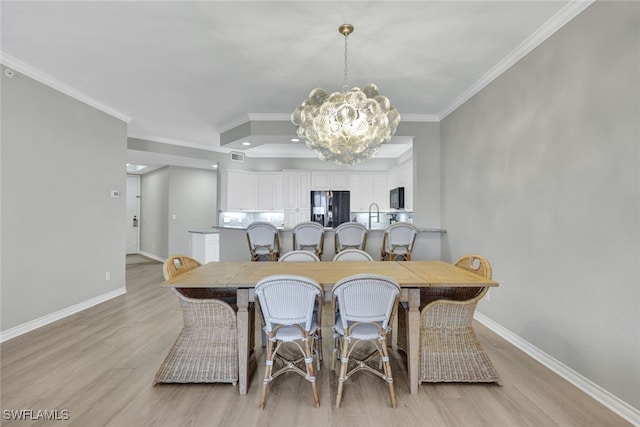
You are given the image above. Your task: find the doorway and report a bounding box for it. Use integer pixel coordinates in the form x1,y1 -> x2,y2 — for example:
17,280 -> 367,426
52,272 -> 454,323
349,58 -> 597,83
126,175 -> 140,254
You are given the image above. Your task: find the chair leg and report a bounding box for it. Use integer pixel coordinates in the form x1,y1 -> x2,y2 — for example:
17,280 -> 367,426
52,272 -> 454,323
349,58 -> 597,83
379,337 -> 397,408
335,337 -> 350,408
304,335 -> 320,408
331,332 -> 338,371
259,337 -> 274,409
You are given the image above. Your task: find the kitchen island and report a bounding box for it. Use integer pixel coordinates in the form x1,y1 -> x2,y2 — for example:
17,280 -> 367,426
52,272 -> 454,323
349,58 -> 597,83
212,225 -> 446,261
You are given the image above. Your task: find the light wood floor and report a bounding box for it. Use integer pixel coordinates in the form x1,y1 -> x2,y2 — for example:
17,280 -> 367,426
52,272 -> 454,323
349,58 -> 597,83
1,259 -> 630,427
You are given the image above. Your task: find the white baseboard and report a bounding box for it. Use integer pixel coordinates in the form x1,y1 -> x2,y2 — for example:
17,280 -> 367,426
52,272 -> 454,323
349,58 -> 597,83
0,287 -> 127,343
138,251 -> 165,263
474,312 -> 640,426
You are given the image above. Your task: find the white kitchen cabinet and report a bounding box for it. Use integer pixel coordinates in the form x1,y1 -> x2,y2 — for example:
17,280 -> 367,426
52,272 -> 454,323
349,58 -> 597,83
259,173 -> 274,210
258,172 -> 284,210
190,231 -> 219,263
311,171 -> 350,191
349,172 -> 388,210
349,174 -> 364,210
311,172 -> 331,190
404,161 -> 413,210
221,170 -> 258,210
273,173 -> 284,210
374,173 -> 390,210
284,170 -> 310,227
331,172 -> 350,190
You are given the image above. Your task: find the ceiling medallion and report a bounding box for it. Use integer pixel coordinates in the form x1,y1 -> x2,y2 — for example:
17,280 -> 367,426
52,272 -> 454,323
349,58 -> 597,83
291,24 -> 401,165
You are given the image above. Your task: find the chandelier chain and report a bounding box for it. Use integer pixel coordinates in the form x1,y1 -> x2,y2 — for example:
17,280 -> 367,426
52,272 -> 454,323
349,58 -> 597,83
343,32 -> 349,92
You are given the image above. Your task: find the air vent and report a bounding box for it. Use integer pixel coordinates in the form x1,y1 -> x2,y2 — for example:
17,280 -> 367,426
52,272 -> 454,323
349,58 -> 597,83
230,152 -> 245,162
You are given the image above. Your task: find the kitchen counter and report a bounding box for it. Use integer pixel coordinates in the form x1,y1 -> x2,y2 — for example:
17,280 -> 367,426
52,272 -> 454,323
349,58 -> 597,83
213,225 -> 446,233
213,225 -> 446,262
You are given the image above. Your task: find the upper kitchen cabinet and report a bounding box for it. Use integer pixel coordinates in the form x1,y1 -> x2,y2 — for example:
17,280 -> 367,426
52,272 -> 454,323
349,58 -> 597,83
350,172 -> 388,211
259,172 -> 284,211
221,170 -> 283,211
311,171 -> 350,191
221,169 -> 258,210
284,170 -> 310,227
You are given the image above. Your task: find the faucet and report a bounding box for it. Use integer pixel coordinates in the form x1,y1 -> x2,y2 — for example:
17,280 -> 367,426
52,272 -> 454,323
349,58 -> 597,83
368,202 -> 380,229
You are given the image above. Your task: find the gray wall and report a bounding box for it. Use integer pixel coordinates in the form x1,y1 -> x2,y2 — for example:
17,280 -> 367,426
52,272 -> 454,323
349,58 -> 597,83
140,166 -> 217,258
1,65 -> 127,331
168,166 -> 218,256
401,121 -> 441,229
140,167 -> 169,258
440,2 -> 639,409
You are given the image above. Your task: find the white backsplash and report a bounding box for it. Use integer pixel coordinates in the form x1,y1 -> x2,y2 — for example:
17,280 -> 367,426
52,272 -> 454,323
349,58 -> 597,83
218,210 -> 412,229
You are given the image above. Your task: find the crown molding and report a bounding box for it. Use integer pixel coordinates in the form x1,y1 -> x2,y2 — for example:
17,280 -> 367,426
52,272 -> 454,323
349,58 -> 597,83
439,0 -> 595,120
400,114 -> 440,122
0,52 -> 132,123
247,113 -> 290,122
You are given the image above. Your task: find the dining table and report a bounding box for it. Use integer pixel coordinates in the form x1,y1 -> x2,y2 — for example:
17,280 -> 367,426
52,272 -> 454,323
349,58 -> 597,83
162,260 -> 498,395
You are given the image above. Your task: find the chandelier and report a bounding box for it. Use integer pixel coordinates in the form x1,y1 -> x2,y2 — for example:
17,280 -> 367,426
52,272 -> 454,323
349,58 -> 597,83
291,24 -> 401,165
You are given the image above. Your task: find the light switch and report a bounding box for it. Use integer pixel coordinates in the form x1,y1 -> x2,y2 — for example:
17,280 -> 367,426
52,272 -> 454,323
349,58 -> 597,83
172,214 -> 177,220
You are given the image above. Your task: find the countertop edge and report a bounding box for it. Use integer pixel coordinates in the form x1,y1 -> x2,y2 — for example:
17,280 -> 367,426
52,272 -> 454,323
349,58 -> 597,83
212,226 -> 446,233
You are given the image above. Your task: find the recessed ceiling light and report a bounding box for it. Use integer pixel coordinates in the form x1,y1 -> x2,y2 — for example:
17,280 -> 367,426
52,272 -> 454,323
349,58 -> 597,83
291,138 -> 300,142
211,164 -> 218,168
126,164 -> 147,172
242,141 -> 251,146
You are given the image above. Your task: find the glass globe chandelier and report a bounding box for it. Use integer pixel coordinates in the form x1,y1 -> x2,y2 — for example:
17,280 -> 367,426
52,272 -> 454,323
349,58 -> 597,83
291,24 -> 401,166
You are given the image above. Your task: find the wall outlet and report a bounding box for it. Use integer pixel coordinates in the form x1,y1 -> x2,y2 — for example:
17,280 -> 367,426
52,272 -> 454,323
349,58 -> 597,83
486,289 -> 491,302
105,271 -> 111,281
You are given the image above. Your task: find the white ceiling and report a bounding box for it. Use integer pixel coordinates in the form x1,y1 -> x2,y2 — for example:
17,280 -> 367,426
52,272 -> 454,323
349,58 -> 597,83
1,1 -> 590,170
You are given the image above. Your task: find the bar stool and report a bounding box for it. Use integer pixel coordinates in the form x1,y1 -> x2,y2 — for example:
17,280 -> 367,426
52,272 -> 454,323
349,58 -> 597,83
380,222 -> 417,261
334,222 -> 368,253
292,221 -> 325,258
246,222 -> 280,261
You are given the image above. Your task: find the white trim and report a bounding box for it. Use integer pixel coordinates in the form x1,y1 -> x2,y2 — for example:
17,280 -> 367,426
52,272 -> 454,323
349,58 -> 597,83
400,114 -> 440,123
247,113 -> 289,122
439,0 -> 595,119
0,287 -> 127,343
0,53 -> 132,123
138,251 -> 165,263
218,116 -> 251,134
474,312 -> 640,426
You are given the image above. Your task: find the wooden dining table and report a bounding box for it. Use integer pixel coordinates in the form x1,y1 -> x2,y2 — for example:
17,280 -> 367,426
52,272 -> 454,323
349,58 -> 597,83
162,260 -> 498,395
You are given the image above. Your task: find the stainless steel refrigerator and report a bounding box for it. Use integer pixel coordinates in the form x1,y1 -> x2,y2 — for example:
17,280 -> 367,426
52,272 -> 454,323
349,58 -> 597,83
310,191 -> 350,228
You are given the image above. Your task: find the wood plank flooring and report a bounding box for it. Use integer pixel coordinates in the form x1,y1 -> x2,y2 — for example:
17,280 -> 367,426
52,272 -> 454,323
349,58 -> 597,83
0,259 -> 631,426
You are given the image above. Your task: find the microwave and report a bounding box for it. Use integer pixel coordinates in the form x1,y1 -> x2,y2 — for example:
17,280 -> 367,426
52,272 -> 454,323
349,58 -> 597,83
390,187 -> 405,209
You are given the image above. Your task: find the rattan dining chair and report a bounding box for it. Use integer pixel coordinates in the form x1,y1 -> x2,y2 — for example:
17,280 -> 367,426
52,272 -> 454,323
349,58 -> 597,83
380,222 -> 417,261
397,254 -> 502,386
255,275 -> 323,408
420,254 -> 493,307
331,274 -> 400,408
334,222 -> 368,253
163,254 -> 201,279
246,221 -> 280,261
293,221 -> 325,258
154,257 -> 255,386
163,255 -> 236,303
332,248 -> 374,261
